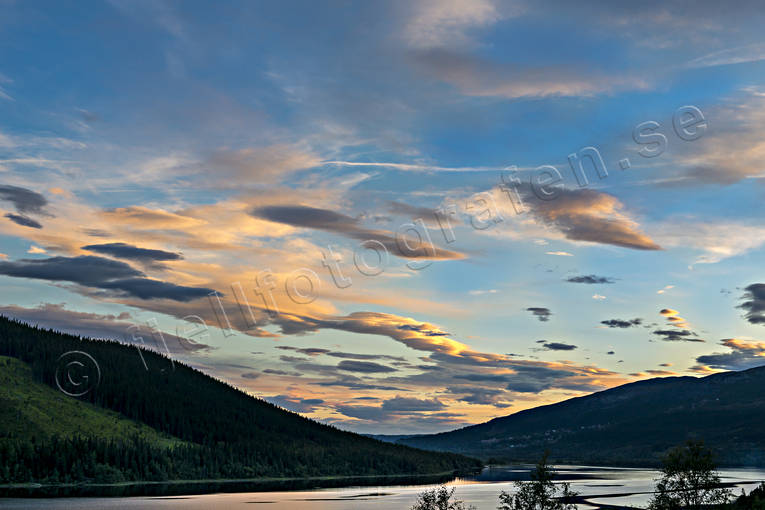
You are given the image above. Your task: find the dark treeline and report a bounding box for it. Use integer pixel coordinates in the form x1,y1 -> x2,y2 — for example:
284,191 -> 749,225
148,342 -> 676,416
0,434 -> 459,484
3,435 -> 202,484
0,316 -> 480,484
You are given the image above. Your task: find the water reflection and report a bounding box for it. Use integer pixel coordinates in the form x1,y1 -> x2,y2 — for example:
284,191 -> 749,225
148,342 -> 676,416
1,466 -> 763,510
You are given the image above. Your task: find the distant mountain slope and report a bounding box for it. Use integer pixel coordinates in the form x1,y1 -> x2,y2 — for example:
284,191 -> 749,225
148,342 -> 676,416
0,316 -> 479,484
399,367 -> 765,466
0,355 -> 181,448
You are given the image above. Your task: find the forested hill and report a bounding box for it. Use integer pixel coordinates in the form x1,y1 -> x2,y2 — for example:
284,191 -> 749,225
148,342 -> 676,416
397,365 -> 765,467
0,316 -> 479,484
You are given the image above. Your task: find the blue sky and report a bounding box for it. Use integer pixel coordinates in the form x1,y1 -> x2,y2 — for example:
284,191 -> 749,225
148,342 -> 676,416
1,0 -> 765,434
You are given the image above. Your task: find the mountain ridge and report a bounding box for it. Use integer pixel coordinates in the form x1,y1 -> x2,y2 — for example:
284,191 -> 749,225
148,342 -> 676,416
397,365 -> 765,467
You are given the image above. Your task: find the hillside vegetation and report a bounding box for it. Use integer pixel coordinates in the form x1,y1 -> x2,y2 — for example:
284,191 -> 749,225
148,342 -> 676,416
0,316 -> 479,485
0,355 -> 180,448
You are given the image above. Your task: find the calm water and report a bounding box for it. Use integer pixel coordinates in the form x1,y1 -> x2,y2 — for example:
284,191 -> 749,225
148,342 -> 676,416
1,466 -> 764,510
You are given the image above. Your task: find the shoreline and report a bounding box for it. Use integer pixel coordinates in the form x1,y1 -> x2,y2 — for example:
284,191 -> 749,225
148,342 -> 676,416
0,470 -> 469,499
2,465 -> 762,502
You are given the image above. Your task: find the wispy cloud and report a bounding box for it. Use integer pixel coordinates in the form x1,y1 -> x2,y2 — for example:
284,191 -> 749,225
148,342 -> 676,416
412,48 -> 651,99
469,289 -> 499,296
400,0 -> 505,50
688,43 -> 765,68
251,204 -> 466,260
209,144 -> 321,185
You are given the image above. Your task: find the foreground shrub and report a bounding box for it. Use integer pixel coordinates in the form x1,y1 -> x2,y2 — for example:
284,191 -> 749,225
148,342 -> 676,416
411,485 -> 476,510
498,452 -> 577,510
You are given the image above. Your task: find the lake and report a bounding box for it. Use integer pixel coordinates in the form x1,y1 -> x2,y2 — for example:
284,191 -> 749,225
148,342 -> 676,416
1,466 -> 764,510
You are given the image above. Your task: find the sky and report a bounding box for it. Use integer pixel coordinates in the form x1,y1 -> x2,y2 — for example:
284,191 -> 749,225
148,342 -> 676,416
1,0 -> 765,435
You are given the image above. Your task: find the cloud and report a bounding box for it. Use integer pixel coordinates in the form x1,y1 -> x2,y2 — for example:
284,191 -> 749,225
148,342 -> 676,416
644,369 -> 678,376
659,308 -> 691,329
82,242 -> 183,264
652,329 -> 704,342
4,213 -> 42,229
241,372 -> 261,379
468,289 -> 499,296
566,274 -> 615,284
209,144 -> 321,185
0,255 -> 216,302
0,184 -> 49,215
330,351 -> 406,362
527,307 -> 552,322
102,206 -> 205,229
539,341 -> 577,351
262,369 -> 302,376
659,89 -> 765,186
739,283 -> 765,325
275,345 -> 406,362
693,338 -> 765,371
276,346 -> 331,356
325,160 -> 502,174
329,410 -> 469,435
334,404 -> 389,422
316,376 -> 406,392
600,318 -> 643,328
453,373 -> 513,383
334,395 -> 447,425
387,201 -> 448,227
527,188 -> 661,251
265,308 -> 623,404
413,48 -> 650,99
265,395 -> 325,413
476,186 -> 660,251
0,303 -> 212,353
0,178 -> 632,430
401,0 -> 504,50
546,251 -> 573,256
444,386 -> 512,408
630,369 -> 678,378
272,310 -> 472,356
250,204 -> 466,260
523,1 -> 765,51
381,396 -> 446,412
689,364 -> 719,375
688,43 -> 765,68
502,364 -> 582,393
336,360 -> 397,373
653,221 -> 765,265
